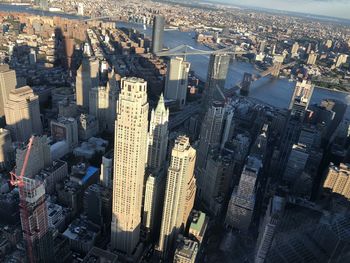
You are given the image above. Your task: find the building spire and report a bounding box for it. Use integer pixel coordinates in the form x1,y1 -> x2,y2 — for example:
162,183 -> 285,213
155,93 -> 167,114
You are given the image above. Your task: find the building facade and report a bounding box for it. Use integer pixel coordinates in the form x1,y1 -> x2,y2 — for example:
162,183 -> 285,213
111,77 -> 149,255
4,86 -> 42,142
158,136 -> 196,259
164,57 -> 190,109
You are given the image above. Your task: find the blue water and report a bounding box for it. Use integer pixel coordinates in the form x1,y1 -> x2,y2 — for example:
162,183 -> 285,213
1,4 -> 349,115
117,22 -> 350,114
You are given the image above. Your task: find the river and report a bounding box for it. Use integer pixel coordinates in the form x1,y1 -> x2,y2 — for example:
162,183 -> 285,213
0,4 -> 349,114
117,22 -> 350,113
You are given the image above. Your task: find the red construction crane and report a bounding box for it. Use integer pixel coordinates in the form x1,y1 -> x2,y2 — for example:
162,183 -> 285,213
10,136 -> 35,263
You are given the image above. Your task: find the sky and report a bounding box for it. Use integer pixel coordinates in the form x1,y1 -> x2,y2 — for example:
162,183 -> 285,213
208,0 -> 350,19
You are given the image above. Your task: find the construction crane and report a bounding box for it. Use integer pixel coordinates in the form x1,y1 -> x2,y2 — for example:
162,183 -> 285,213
10,136 -> 35,263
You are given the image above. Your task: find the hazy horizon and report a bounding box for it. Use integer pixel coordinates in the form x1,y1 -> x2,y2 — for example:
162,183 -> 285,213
207,0 -> 350,20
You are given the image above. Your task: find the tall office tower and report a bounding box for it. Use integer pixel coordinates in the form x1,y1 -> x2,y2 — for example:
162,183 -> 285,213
143,94 -> 169,241
307,52 -> 318,65
0,128 -> 13,170
283,143 -> 309,183
225,156 -> 262,232
0,65 -> 16,120
220,105 -> 235,149
201,151 -> 234,215
158,136 -> 196,259
84,184 -> 104,226
151,15 -> 165,54
4,86 -> 42,142
289,80 -> 314,121
306,43 -> 312,54
100,150 -> 113,188
255,195 -> 286,263
203,54 -> 230,110
143,172 -> 165,242
89,71 -> 118,133
240,72 -> 253,96
76,57 -> 99,109
323,163 -> 350,199
111,77 -> 149,256
148,94 -> 169,171
335,54 -> 348,68
20,176 -> 54,263
291,42 -> 299,57
250,124 -> 268,159
196,102 -> 224,196
258,40 -> 266,53
77,3 -> 84,16
15,135 -> 52,178
164,57 -> 190,109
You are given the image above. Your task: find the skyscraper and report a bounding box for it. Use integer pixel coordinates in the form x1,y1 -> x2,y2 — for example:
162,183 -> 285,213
152,15 -> 165,54
20,176 -> 54,263
147,93 -> 169,171
76,57 -> 99,110
15,135 -> 51,178
164,57 -> 190,109
335,54 -> 348,68
111,77 -> 149,256
307,52 -> 318,65
240,72 -> 253,96
225,156 -> 262,231
0,64 -> 16,120
158,136 -> 196,259
0,128 -> 13,170
197,101 -> 225,170
289,80 -> 314,121
89,70 -> 118,133
4,86 -> 42,142
323,163 -> 350,199
203,54 -> 230,110
196,102 -> 225,197
291,42 -> 299,58
142,172 -> 165,242
143,94 -> 169,241
255,195 -> 285,263
283,143 -> 309,183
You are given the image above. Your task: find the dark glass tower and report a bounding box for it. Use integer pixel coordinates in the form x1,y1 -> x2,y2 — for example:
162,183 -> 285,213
152,16 -> 165,54
203,54 -> 230,111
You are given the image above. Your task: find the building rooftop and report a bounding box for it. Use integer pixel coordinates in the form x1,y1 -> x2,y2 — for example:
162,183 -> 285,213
174,237 -> 198,260
63,217 -> 100,243
83,247 -> 118,263
190,210 -> 207,235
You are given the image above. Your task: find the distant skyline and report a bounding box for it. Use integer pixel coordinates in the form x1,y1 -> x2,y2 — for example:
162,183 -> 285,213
207,0 -> 350,19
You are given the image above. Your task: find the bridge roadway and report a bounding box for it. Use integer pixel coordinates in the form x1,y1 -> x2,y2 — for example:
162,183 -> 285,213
155,44 -> 249,57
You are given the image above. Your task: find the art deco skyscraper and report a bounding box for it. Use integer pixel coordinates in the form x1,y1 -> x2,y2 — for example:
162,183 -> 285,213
111,77 -> 149,255
147,93 -> 169,171
143,94 -> 169,241
203,54 -> 230,110
158,136 -> 196,259
4,86 -> 42,142
152,15 -> 165,54
164,57 -> 190,109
